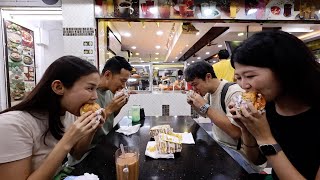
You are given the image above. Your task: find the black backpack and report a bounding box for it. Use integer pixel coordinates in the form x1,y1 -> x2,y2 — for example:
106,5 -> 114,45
208,82 -> 241,150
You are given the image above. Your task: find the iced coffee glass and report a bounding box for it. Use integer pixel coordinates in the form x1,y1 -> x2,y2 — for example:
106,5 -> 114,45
115,146 -> 139,180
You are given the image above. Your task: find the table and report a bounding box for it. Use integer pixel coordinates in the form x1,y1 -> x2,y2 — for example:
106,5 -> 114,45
72,116 -> 249,179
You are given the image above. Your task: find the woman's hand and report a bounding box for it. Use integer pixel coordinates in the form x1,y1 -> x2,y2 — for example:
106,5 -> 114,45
62,111 -> 99,148
231,102 -> 275,144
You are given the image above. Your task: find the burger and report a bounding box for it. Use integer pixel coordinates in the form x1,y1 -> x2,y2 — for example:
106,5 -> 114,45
241,92 -> 266,111
234,92 -> 266,113
80,103 -> 106,121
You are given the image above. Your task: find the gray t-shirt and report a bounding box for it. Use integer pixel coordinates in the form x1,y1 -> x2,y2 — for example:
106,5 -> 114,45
93,89 -> 115,143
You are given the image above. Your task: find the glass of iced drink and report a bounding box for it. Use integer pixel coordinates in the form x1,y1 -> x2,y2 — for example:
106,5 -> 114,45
115,146 -> 139,180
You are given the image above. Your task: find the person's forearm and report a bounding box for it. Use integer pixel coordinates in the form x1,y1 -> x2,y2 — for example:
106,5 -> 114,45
267,151 -> 306,180
240,131 -> 264,165
258,138 -> 306,180
27,138 -> 72,180
206,107 -> 241,139
70,130 -> 96,160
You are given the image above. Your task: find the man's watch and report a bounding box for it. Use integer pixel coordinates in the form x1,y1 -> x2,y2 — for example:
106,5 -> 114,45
199,104 -> 210,114
259,144 -> 282,156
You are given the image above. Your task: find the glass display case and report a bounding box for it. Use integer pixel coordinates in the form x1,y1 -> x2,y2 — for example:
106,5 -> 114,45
152,63 -> 185,91
126,62 -> 187,92
127,63 -> 152,91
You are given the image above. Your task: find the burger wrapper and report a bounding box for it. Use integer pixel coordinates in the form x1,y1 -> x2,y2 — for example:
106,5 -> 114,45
233,95 -> 265,114
149,124 -> 173,138
95,108 -> 105,123
154,133 -> 182,154
114,89 -> 129,99
145,141 -> 174,159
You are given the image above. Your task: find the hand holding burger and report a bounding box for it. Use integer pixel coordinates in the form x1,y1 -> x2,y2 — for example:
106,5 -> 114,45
234,92 -> 266,114
80,103 -> 106,123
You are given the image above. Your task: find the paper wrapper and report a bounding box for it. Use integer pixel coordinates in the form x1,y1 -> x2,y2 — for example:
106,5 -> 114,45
177,132 -> 195,144
186,90 -> 195,98
114,88 -> 129,98
145,141 -> 174,159
233,93 -> 266,114
155,133 -> 182,154
149,124 -> 173,138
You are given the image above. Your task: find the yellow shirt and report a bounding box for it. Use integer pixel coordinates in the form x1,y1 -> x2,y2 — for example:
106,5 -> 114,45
212,59 -> 235,82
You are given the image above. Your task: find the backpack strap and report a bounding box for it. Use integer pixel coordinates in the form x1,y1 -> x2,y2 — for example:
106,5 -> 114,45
221,82 -> 241,150
220,82 -> 236,114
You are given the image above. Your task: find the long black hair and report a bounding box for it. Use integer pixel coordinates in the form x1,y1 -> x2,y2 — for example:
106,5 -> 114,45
0,56 -> 99,141
231,30 -> 320,107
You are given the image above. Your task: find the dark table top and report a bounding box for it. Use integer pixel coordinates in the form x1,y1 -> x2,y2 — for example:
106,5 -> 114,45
72,116 -> 249,180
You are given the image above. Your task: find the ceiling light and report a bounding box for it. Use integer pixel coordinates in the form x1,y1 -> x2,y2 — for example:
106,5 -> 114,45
186,44 -> 189,47
197,57 -> 201,59
156,31 -> 163,36
218,45 -> 223,47
154,61 -> 159,63
135,52 -> 139,55
196,32 -> 200,35
172,61 -> 174,63
192,61 -> 194,63
140,60 -> 144,62
206,52 -> 210,55
175,57 -> 178,59
155,52 -> 159,55
155,57 -> 158,60
212,61 -> 216,63
123,32 -> 131,37
131,46 -> 137,49
187,63 -> 190,65
238,33 -> 244,36
155,67 -> 159,69
179,52 -> 182,54
155,45 -> 160,49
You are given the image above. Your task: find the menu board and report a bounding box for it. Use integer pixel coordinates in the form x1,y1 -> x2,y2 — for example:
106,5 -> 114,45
3,20 -> 36,107
95,0 -> 320,21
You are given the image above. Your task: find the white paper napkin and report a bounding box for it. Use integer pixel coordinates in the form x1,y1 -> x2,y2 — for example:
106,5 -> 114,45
64,173 -> 99,180
95,108 -> 105,122
145,141 -> 174,159
116,124 -> 141,136
177,132 -> 195,144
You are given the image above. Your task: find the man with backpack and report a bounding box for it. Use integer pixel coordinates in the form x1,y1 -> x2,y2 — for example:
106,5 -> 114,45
184,61 -> 242,149
184,61 -> 265,173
